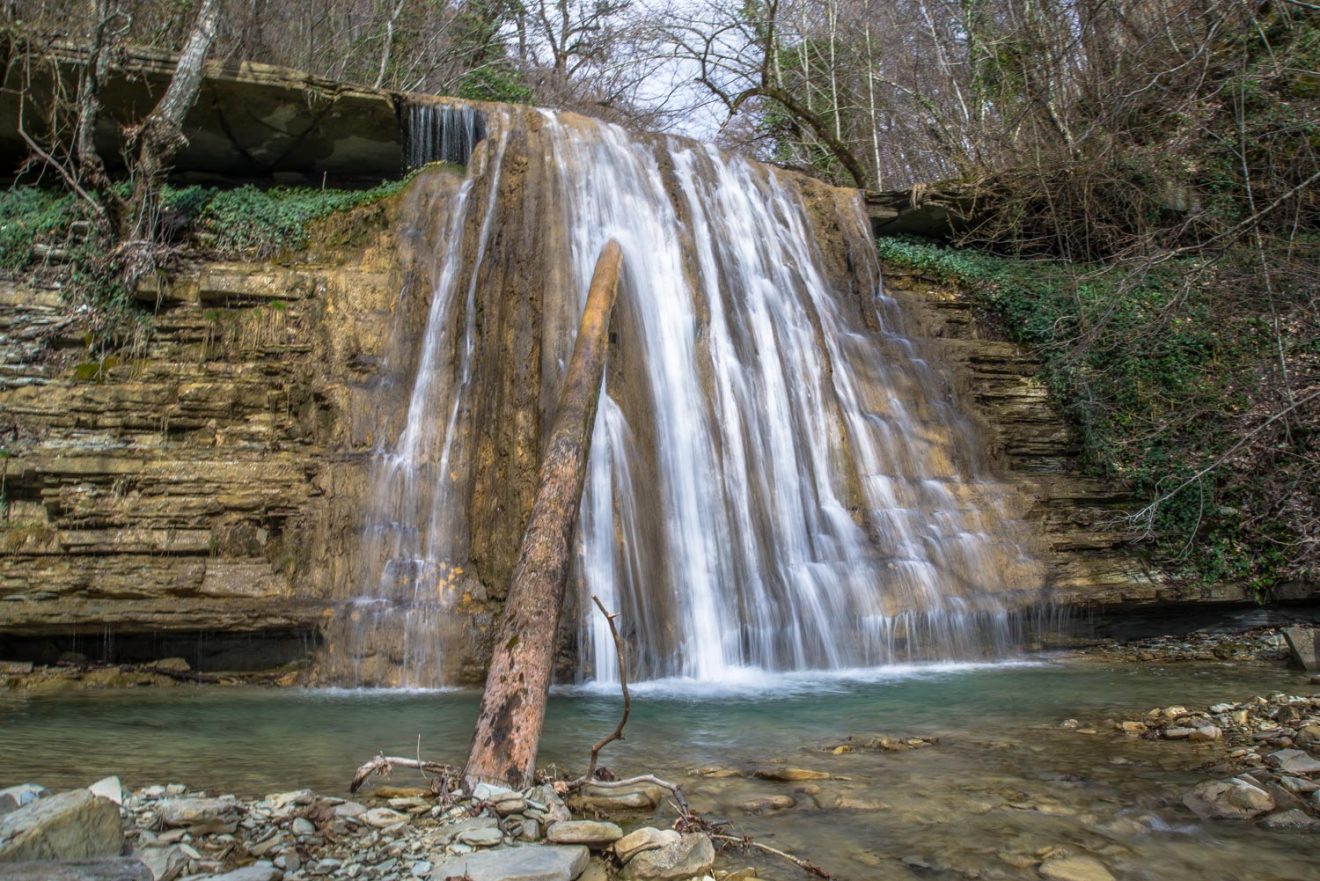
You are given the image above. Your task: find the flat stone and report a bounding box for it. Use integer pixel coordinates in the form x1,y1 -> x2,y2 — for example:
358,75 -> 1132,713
1258,808 -> 1320,831
1038,856 -> 1116,881
1267,749 -> 1320,776
569,784 -> 664,812
1162,728 -> 1194,740
495,797 -> 528,815
0,788 -> 123,861
438,817 -> 500,846
546,821 -> 622,847
361,807 -> 408,828
266,790 -> 315,812
136,844 -> 187,881
458,826 -> 505,847
88,777 -> 124,806
472,782 -> 521,803
752,768 -> 831,782
333,801 -> 367,817
1183,777 -> 1275,820
1280,776 -> 1320,794
614,827 -> 680,863
156,797 -> 235,831
619,833 -> 715,881
735,794 -> 796,813
430,844 -> 590,881
1189,726 -> 1222,742
291,817 -> 315,836
150,658 -> 191,672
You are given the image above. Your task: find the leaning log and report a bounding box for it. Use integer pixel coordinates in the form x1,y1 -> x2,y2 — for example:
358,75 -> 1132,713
462,240 -> 624,789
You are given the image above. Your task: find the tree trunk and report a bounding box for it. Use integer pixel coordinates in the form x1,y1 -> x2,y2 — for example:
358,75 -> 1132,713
121,0 -> 220,245
463,240 -> 624,790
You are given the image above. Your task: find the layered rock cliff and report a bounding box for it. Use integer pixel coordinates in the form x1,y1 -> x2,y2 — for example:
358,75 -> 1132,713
0,86 -> 1231,678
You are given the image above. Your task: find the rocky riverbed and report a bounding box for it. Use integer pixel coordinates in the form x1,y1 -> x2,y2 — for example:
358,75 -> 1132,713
1063,689 -> 1320,833
0,775 -> 738,881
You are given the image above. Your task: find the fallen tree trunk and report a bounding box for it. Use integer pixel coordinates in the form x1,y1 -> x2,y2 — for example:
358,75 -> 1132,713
463,240 -> 624,789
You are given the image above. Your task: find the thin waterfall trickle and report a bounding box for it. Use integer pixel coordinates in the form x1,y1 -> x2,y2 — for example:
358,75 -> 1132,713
320,104 -> 1049,688
317,112 -> 509,687
404,103 -> 486,169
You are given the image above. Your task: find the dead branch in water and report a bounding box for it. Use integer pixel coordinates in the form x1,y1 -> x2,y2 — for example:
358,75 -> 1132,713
586,594 -> 630,779
350,753 -> 457,793
710,833 -> 832,879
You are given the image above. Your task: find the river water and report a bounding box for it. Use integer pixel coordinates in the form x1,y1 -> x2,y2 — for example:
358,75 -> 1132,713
3,659 -> 1317,880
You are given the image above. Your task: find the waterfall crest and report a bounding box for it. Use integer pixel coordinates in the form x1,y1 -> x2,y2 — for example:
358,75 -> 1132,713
319,106 -> 1046,687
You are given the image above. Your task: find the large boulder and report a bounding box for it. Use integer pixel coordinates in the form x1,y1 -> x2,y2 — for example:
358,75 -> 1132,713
429,844 -> 590,881
0,789 -> 123,862
619,833 -> 715,881
1183,777 -> 1275,820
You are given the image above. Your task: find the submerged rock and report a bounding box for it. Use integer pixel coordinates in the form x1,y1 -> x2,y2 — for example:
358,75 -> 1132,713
1038,855 -> 1116,881
0,788 -> 123,861
1183,777 -> 1275,820
752,768 -> 831,782
429,844 -> 590,881
1258,809 -> 1320,831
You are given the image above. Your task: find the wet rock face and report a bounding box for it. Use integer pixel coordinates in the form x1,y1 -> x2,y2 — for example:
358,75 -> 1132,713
880,269 -> 1163,606
0,184 -> 473,672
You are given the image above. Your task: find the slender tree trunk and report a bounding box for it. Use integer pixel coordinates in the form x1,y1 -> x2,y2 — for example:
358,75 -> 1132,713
120,0 -> 219,261
864,23 -> 882,189
463,241 -> 624,790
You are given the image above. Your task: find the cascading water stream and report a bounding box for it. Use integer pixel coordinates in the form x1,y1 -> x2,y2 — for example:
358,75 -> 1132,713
321,104 -> 1047,688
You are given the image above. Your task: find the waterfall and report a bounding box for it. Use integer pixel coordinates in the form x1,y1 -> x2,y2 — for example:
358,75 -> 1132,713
320,105 -> 1045,688
404,102 -> 487,169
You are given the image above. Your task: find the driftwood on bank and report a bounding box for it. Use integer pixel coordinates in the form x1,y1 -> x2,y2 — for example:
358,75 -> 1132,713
349,754 -> 457,794
462,240 -> 625,790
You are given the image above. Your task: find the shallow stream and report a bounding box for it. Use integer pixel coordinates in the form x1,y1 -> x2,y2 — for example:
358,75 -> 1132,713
4,658 -> 1318,880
